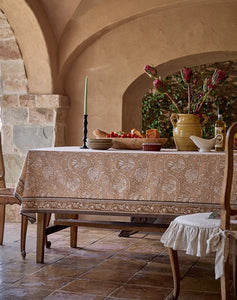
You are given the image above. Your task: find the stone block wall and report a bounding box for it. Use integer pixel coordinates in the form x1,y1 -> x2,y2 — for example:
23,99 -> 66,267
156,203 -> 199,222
1,94 -> 70,186
0,10 -> 70,221
1,94 -> 69,222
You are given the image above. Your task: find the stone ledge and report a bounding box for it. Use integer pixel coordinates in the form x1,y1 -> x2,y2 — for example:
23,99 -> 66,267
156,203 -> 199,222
36,95 -> 70,108
29,108 -> 55,125
1,94 -> 70,108
19,94 -> 36,107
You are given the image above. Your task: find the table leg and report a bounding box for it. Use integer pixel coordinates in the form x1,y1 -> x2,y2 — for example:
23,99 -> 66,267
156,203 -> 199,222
20,215 -> 28,259
0,204 -> 5,245
36,213 -> 46,263
45,213 -> 52,248
70,214 -> 78,248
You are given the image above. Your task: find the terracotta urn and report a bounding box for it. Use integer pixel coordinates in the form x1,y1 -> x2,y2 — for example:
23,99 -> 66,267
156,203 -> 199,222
170,113 -> 208,151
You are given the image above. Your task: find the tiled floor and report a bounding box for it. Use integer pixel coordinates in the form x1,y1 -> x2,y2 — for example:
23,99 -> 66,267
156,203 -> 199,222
0,222 -> 234,299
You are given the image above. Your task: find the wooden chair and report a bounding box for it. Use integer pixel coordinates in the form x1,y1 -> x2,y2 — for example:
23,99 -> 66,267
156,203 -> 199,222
0,132 -> 27,258
161,122 -> 237,300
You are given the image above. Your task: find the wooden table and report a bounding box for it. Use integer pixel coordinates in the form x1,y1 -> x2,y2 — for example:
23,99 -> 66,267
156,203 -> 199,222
15,147 -> 237,262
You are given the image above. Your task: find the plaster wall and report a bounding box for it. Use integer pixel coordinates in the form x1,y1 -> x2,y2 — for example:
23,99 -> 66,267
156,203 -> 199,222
0,0 -> 237,144
0,0 -> 236,223
64,0 -> 237,144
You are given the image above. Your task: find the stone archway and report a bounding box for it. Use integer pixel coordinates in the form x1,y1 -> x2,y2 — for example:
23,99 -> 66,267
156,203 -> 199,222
0,10 -> 69,221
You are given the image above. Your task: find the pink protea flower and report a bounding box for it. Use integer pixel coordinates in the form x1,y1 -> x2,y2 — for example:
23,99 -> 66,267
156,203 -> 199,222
212,69 -> 226,84
144,65 -> 227,114
144,65 -> 158,78
153,78 -> 167,93
182,67 -> 192,83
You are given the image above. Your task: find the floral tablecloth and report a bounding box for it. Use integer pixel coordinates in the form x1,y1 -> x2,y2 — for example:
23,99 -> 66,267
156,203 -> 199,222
15,147 -> 237,217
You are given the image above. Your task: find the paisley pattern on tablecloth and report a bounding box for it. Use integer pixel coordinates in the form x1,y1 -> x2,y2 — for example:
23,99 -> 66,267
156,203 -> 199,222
15,148 -> 237,215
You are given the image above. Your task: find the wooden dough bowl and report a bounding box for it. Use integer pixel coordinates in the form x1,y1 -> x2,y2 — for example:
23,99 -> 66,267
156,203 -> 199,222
98,137 -> 168,150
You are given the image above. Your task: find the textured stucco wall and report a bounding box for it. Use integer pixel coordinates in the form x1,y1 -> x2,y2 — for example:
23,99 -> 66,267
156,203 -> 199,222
1,0 -> 237,145
62,0 -> 237,143
0,0 -> 236,222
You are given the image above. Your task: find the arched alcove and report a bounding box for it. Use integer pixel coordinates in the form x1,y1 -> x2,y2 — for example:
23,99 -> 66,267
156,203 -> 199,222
122,51 -> 237,133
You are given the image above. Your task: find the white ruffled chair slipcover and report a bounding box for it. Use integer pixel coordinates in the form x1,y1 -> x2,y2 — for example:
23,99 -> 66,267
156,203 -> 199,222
161,212 -> 237,279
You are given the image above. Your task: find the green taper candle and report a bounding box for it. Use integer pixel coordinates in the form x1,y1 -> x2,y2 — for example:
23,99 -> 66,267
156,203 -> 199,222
84,76 -> 88,115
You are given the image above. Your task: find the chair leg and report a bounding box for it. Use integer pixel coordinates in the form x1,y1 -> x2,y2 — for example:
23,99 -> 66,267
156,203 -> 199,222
70,214 -> 78,248
36,213 -> 46,263
168,248 -> 180,299
0,204 -> 5,245
234,254 -> 237,296
20,215 -> 28,259
220,257 -> 230,300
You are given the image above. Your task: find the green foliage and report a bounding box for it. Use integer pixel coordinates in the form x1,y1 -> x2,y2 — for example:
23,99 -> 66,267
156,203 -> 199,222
142,68 -> 236,148
142,92 -> 174,147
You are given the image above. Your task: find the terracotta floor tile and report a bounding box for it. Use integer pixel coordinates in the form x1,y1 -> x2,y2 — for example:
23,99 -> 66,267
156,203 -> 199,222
125,239 -> 165,254
84,240 -> 131,252
61,278 -> 120,296
36,264 -> 88,278
108,283 -> 172,299
93,257 -> 146,273
0,287 -> 52,299
0,223 -> 233,299
178,290 -> 221,299
14,274 -> 74,290
180,277 -> 221,293
127,272 -> 174,288
55,251 -> 113,268
82,268 -> 135,283
140,261 -> 172,274
186,264 -> 216,279
141,258 -> 197,278
45,290 -> 103,300
113,251 -> 157,262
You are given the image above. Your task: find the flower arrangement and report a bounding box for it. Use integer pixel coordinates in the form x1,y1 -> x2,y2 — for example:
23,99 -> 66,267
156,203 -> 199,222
144,65 -> 227,114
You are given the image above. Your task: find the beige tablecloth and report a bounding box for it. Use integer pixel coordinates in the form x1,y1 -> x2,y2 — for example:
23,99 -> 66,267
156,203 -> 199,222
15,147 -> 237,218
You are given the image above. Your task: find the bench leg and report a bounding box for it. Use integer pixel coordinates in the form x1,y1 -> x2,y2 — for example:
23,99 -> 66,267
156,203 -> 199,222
20,215 -> 28,258
0,204 -> 5,245
70,214 -> 78,248
36,213 -> 46,263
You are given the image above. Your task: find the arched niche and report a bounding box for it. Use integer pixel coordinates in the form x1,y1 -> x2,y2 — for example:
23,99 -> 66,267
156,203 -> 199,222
122,51 -> 237,133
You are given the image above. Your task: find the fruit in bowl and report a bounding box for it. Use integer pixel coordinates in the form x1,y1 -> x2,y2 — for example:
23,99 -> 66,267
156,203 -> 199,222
92,128 -> 167,150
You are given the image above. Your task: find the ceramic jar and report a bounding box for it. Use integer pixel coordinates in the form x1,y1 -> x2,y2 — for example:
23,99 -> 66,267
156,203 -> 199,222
170,113 -> 208,151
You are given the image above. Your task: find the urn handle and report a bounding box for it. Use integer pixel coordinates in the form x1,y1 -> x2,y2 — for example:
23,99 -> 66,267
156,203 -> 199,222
200,114 -> 208,127
170,113 -> 179,127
